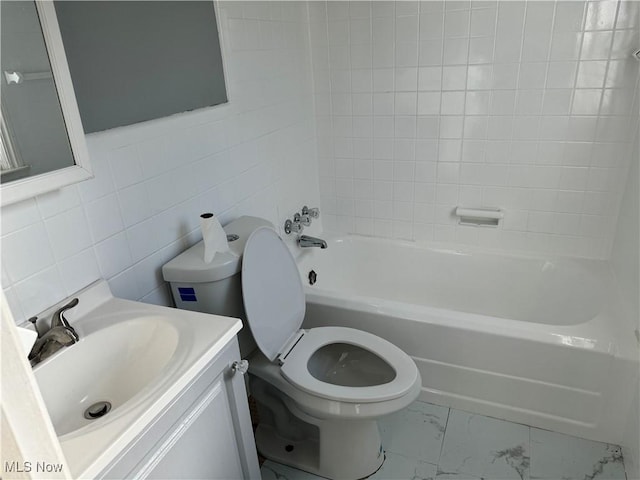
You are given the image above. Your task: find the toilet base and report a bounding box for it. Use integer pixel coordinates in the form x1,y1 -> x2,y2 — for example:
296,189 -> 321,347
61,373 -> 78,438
251,377 -> 384,479
255,420 -> 384,480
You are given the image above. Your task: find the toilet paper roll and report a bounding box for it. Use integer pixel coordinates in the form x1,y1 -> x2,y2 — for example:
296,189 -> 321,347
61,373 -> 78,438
200,213 -> 229,263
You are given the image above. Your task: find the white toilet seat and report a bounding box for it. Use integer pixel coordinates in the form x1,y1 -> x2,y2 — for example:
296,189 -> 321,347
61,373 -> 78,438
280,326 -> 419,403
242,226 -> 420,410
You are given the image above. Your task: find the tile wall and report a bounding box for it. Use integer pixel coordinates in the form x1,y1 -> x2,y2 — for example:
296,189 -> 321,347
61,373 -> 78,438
310,0 -> 639,258
1,2 -> 320,323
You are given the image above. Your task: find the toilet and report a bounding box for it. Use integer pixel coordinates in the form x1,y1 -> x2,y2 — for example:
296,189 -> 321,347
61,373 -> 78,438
163,217 -> 421,480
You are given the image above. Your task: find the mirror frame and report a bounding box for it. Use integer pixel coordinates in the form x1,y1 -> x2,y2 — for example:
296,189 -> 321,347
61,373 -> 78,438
1,1 -> 92,207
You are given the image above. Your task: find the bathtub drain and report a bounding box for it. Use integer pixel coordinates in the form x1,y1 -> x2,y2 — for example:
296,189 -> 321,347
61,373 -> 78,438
84,401 -> 112,419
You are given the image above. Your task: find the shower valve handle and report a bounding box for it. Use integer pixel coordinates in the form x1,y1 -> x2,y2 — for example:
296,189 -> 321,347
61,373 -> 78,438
302,206 -> 320,219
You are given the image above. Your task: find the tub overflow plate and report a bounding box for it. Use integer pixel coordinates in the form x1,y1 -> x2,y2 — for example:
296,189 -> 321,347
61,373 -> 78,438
308,270 -> 317,285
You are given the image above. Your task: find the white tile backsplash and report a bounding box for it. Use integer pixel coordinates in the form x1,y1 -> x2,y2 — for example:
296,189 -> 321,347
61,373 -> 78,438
1,1 -> 319,323
311,0 -> 639,258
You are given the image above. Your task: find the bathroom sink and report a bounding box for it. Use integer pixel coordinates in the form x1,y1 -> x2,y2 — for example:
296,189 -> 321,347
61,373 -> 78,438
34,317 -> 180,437
29,280 -> 242,478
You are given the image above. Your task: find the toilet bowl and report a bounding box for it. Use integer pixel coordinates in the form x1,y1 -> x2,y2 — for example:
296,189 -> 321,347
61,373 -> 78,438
242,226 -> 421,479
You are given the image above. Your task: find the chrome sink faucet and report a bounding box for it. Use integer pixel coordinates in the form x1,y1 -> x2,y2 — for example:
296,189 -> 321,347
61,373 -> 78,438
298,235 -> 327,249
28,298 -> 80,366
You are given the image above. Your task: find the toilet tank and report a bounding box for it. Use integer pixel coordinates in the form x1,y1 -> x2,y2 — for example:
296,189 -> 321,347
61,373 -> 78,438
162,216 -> 273,356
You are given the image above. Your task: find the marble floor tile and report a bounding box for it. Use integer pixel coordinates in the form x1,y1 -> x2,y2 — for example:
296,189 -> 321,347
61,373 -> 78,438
259,403 -> 627,480
369,452 -> 438,480
434,472 -> 484,480
529,428 -> 626,480
438,410 -> 530,480
260,460 -> 323,480
379,401 -> 450,464
261,455 -> 438,480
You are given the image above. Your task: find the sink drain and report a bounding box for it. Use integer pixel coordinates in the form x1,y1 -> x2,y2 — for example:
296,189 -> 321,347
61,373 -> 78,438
84,401 -> 112,419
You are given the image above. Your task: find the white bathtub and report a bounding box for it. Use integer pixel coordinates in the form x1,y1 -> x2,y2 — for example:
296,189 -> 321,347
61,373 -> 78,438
296,234 -> 638,445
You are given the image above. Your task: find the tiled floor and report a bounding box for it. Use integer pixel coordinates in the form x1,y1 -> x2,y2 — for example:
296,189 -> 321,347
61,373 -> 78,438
260,401 -> 626,480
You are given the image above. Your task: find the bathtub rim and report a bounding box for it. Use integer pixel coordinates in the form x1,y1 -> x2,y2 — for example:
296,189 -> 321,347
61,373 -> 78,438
296,233 -> 638,362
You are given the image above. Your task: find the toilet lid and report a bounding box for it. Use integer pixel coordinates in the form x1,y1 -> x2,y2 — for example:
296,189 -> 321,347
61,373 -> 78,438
242,227 -> 305,362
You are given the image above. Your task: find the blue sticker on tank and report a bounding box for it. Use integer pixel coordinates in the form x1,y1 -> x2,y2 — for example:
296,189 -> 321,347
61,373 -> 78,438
178,287 -> 197,302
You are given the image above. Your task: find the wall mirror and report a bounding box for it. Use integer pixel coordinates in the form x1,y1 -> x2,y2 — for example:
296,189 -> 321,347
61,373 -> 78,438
1,1 -> 92,206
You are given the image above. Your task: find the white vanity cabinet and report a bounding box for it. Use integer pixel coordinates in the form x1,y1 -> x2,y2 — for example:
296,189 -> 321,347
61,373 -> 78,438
98,339 -> 260,480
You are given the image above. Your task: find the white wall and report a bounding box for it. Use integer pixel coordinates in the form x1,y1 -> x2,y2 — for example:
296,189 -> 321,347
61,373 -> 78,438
310,0 -> 639,258
1,1 -> 321,323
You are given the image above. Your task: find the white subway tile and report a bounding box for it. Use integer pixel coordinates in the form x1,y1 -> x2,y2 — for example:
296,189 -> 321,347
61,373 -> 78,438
441,91 -> 466,114
420,12 -> 445,39
550,32 -> 583,61
419,40 -> 445,65
417,117 -> 441,139
415,140 -> 439,162
13,266 -> 66,320
440,116 -> 465,138
85,194 -> 125,243
584,1 -> 617,31
470,7 -> 497,36
396,15 -> 419,43
567,116 -> 599,141
394,92 -> 418,115
443,37 -> 469,64
415,161 -> 437,182
2,222 -> 54,283
556,190 -> 585,213
616,1 -> 640,29
468,36 -> 496,64
414,182 -> 437,203
492,63 -> 519,89
396,67 -> 419,91
77,148 -> 116,203
518,63 -> 548,89
44,206 -> 93,261
580,31 -> 613,60
572,89 -> 603,115
2,198 -> 41,235
394,117 -> 417,138
522,30 -> 552,62
575,61 -> 608,88
542,90 -> 573,115
538,116 -> 570,141
462,140 -> 487,163
442,65 -> 468,90
418,92 -> 442,114
439,139 -> 463,162
464,116 -> 489,138
395,41 -> 419,67
467,65 -> 493,89
95,232 -> 133,279
393,181 -> 414,202
445,9 -> 471,37
58,249 -> 101,297
554,2 -> 586,32
36,186 -> 81,219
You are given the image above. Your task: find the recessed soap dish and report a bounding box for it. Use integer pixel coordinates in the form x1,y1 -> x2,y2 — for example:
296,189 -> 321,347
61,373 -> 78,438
455,207 -> 504,227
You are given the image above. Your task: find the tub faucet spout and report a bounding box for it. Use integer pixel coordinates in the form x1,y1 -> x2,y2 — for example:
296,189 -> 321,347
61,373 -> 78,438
299,235 -> 327,249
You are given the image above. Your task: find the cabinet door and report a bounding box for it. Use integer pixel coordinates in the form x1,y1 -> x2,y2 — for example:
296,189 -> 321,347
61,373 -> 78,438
135,378 -> 244,480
